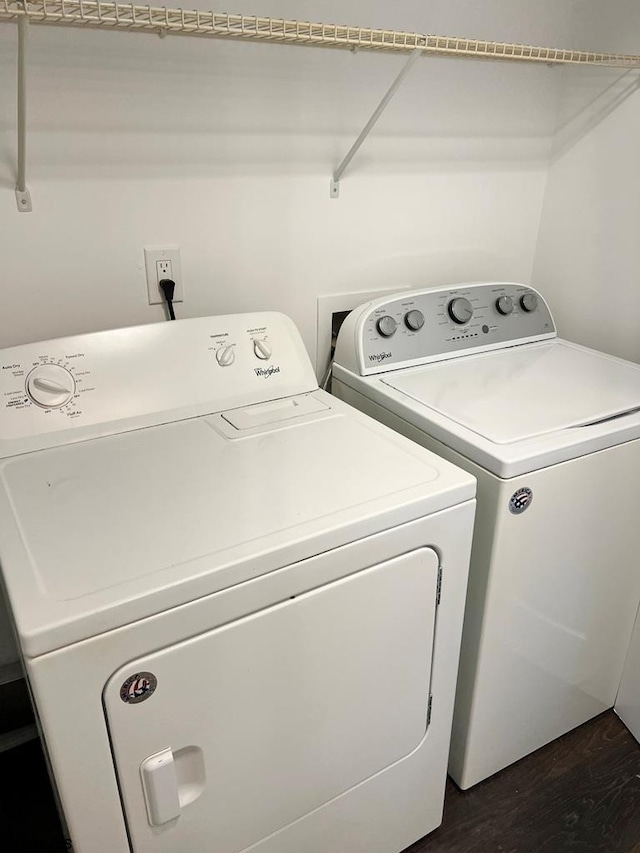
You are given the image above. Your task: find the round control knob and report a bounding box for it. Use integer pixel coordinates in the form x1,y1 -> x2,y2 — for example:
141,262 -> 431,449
253,339 -> 272,360
376,315 -> 397,338
26,364 -> 75,409
520,292 -> 539,313
216,345 -> 235,367
496,295 -> 514,316
448,297 -> 474,325
404,309 -> 425,332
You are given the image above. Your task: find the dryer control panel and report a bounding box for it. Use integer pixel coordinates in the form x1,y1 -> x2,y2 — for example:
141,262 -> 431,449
0,313 -> 318,458
334,282 -> 556,376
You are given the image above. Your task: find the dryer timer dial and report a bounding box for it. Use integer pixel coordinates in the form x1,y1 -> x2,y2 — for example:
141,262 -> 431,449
26,364 -> 75,409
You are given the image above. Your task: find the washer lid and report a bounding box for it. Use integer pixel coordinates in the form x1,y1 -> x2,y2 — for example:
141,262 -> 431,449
381,341 -> 640,444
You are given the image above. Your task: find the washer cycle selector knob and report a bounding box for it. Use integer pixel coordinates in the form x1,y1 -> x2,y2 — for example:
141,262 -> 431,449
376,316 -> 397,338
404,310 -> 425,332
496,295 -> 514,315
216,345 -> 235,367
448,297 -> 474,325
26,364 -> 75,409
520,292 -> 539,313
253,339 -> 272,360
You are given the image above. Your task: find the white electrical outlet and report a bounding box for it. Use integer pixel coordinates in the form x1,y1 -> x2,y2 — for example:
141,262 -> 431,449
144,247 -> 184,306
156,259 -> 172,281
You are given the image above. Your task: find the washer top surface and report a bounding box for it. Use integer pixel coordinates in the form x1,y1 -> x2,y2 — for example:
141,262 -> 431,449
382,340 -> 640,445
333,283 -> 640,477
0,313 -> 474,657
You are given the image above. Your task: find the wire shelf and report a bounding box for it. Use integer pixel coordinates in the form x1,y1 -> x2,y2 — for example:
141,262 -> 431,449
1,0 -> 640,67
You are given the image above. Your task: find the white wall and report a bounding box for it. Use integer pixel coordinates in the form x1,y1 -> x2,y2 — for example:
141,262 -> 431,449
532,0 -> 640,361
0,0 -> 576,369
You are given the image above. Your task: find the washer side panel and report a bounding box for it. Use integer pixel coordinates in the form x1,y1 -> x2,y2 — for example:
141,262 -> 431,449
333,382 -> 640,788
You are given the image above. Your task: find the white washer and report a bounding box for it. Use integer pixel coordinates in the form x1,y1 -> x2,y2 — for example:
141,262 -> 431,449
0,312 -> 476,853
332,282 -> 640,790
616,611 -> 640,742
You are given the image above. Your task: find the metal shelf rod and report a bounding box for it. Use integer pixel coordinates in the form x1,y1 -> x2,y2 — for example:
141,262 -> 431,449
15,9 -> 32,212
330,50 -> 420,198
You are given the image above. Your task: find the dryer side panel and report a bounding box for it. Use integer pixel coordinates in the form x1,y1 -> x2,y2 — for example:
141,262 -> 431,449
103,548 -> 439,853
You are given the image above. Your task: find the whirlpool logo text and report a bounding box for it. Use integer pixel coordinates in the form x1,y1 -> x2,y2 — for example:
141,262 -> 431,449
368,352 -> 392,363
255,366 -> 281,378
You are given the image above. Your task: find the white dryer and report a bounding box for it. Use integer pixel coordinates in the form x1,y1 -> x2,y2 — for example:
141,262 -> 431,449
332,282 -> 640,790
0,312 -> 476,853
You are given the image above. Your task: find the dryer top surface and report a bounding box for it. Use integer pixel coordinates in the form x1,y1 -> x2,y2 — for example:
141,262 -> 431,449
0,393 -> 474,657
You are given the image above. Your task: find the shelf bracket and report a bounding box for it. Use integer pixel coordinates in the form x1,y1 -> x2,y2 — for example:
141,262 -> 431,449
330,49 -> 421,198
15,6 -> 32,213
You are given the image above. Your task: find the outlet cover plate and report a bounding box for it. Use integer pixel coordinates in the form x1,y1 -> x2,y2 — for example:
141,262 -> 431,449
144,246 -> 184,305
316,287 -> 409,381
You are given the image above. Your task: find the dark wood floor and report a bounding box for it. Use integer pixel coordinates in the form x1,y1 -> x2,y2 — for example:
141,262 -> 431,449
0,711 -> 638,852
411,711 -> 640,853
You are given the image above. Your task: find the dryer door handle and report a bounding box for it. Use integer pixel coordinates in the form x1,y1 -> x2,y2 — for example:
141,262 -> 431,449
140,748 -> 181,826
140,746 -> 206,826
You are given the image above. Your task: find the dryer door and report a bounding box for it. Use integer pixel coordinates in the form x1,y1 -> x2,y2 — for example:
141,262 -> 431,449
103,547 -> 439,853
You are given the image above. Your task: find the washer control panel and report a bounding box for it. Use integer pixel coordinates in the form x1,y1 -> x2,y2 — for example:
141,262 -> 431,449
334,282 -> 556,376
0,313 -> 317,457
